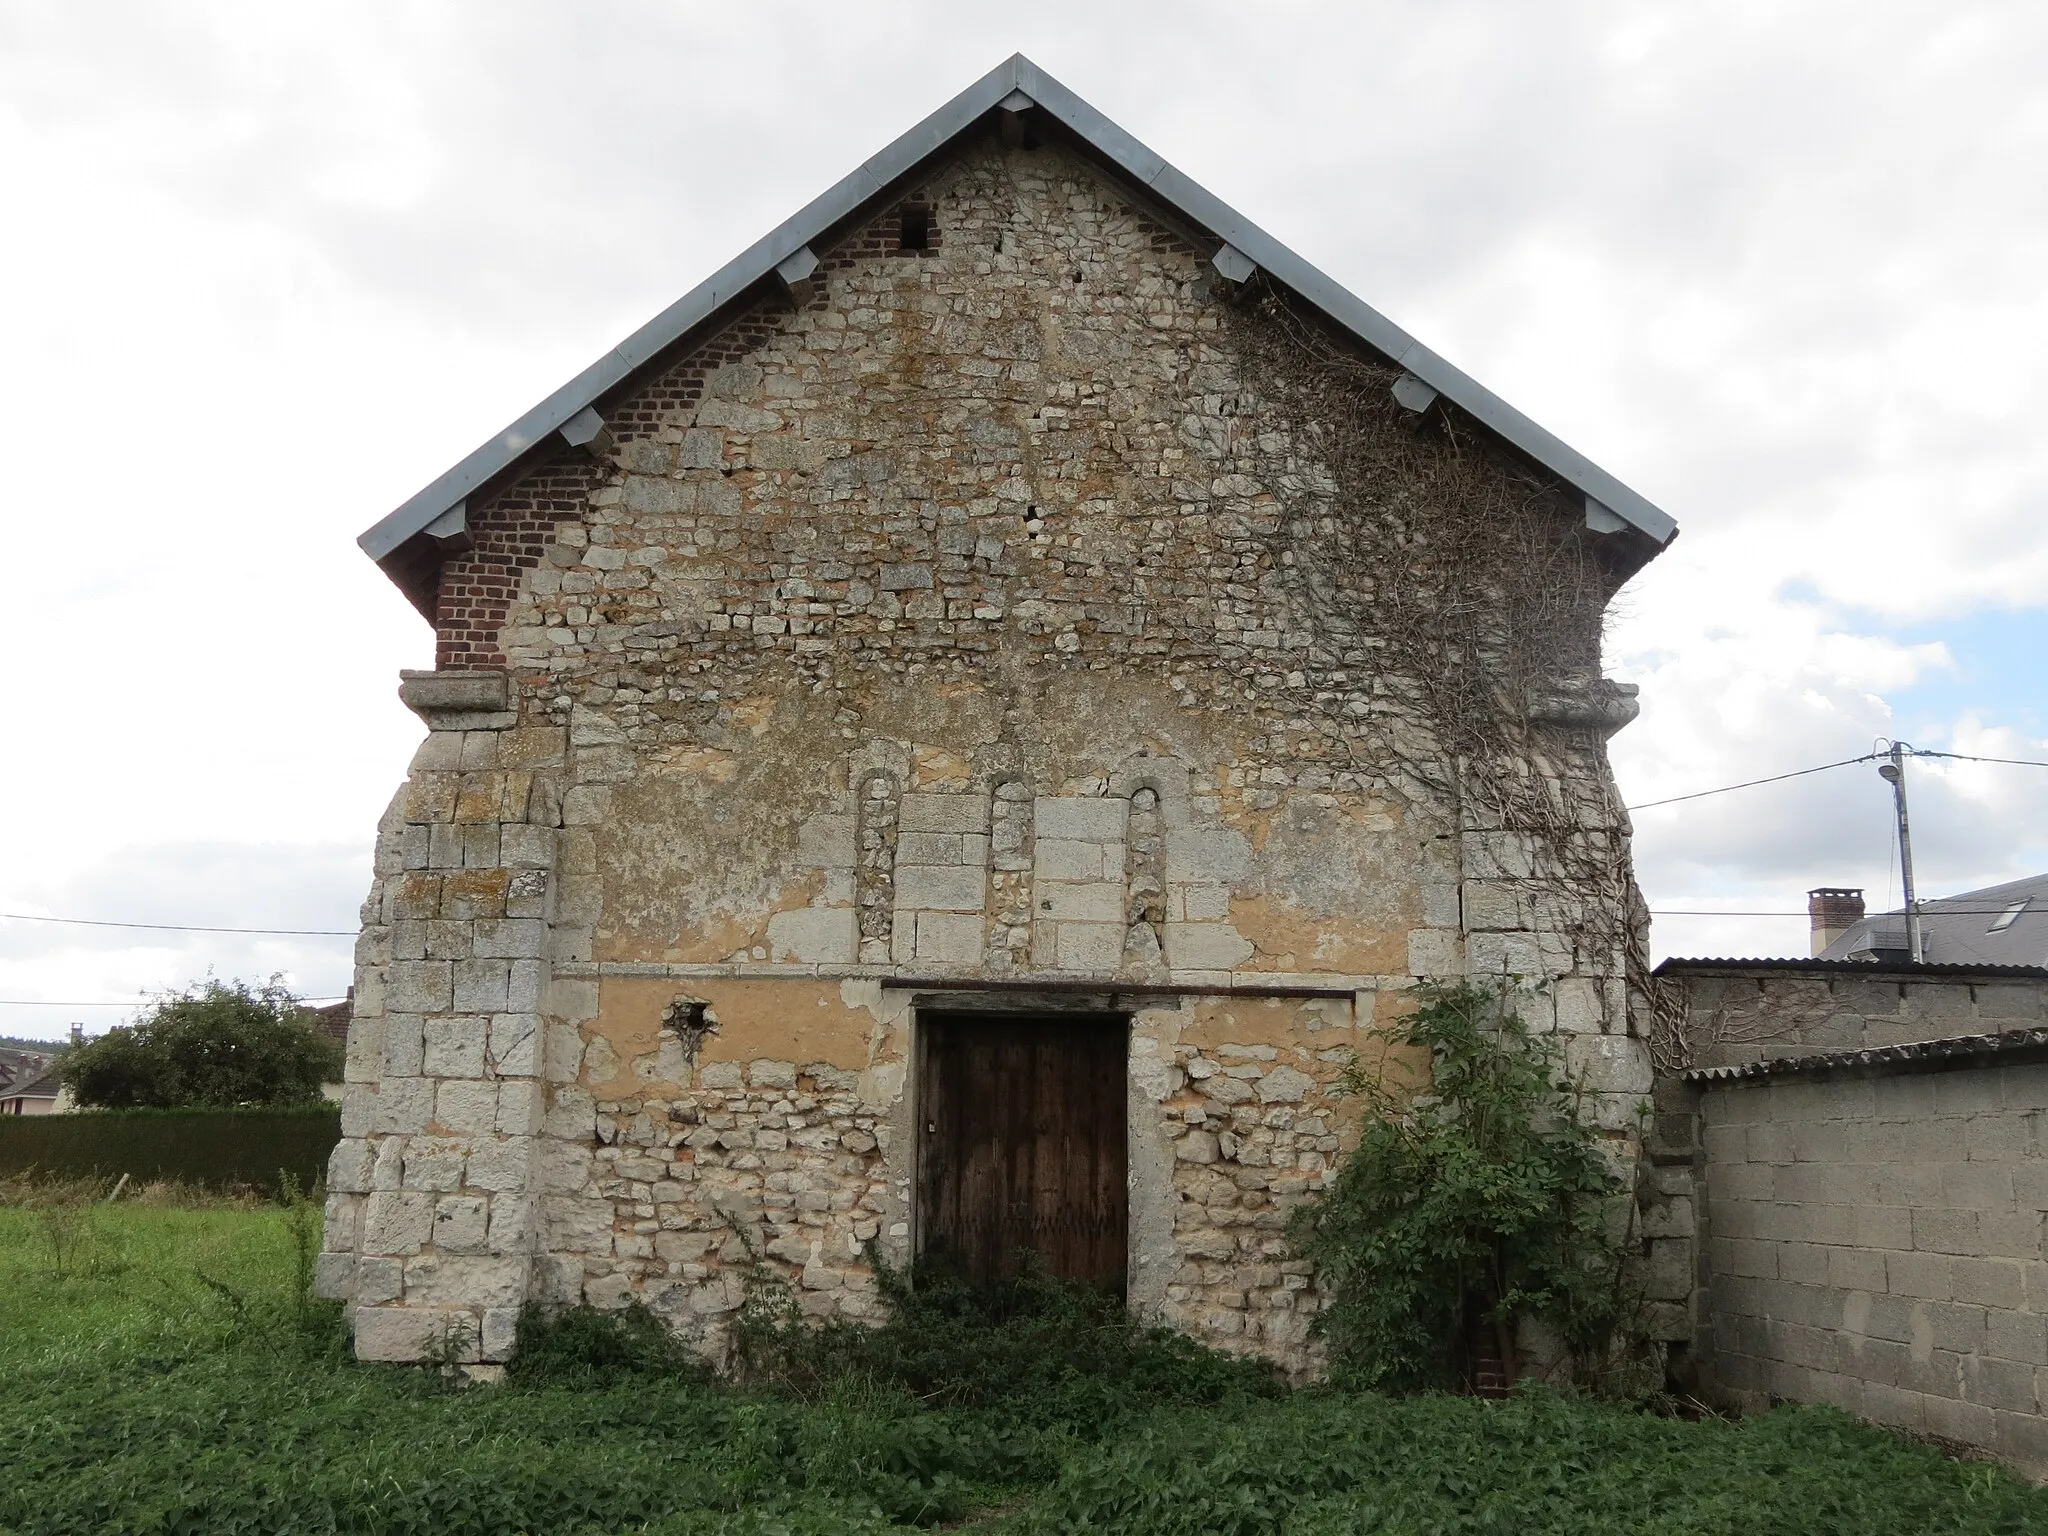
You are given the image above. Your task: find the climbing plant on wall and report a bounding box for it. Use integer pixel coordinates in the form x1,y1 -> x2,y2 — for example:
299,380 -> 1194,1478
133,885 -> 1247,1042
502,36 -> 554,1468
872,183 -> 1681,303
1290,982 -> 1640,1394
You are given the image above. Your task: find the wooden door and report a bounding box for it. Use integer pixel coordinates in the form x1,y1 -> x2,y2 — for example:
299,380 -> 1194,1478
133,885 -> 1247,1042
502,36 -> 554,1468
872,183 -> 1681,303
917,1012 -> 1128,1292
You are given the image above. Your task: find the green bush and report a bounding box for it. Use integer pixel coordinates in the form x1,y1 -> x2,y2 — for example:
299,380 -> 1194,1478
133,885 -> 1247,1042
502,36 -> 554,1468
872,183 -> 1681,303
508,1300 -> 715,1390
62,978 -> 342,1109
1290,981 -> 1638,1393
731,1251 -> 1284,1430
0,1104 -> 340,1196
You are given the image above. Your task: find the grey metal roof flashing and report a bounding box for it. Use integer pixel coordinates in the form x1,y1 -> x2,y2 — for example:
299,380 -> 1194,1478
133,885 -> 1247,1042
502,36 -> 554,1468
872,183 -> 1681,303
1655,957 -> 2048,980
1684,1027 -> 2048,1085
359,54 -> 1680,609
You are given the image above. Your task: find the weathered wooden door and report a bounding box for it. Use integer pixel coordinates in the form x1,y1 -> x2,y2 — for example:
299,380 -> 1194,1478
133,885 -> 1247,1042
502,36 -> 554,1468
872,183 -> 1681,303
917,1012 -> 1128,1292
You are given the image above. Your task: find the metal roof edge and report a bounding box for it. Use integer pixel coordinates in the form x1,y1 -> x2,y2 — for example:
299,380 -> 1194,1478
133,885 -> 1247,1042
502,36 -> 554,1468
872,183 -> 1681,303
1684,1027 -> 2048,1085
1655,956 -> 2048,980
361,52 -> 1678,569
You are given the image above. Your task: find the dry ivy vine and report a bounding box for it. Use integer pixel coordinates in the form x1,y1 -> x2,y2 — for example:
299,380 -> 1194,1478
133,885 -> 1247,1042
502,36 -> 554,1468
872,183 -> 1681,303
1225,280 -> 1654,1030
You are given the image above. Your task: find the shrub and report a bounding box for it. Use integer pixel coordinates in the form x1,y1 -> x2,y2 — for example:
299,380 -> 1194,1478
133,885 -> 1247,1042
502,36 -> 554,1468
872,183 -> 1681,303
508,1301 -> 714,1390
1289,981 -> 1639,1393
732,1248 -> 1283,1430
0,1105 -> 340,1196
61,978 -> 341,1109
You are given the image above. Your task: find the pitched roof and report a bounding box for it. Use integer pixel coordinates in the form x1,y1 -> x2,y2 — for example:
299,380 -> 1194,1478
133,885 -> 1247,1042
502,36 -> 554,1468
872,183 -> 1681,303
1818,872 -> 2048,969
359,54 -> 1678,608
0,1065 -> 61,1101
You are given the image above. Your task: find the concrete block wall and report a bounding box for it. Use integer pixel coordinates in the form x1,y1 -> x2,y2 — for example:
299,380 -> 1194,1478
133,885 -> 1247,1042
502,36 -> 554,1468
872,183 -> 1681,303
1697,1057 -> 2048,1475
1659,962 -> 2048,1072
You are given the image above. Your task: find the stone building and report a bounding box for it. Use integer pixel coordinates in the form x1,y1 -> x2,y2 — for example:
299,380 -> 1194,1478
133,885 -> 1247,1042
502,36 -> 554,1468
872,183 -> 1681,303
316,56 -> 1679,1371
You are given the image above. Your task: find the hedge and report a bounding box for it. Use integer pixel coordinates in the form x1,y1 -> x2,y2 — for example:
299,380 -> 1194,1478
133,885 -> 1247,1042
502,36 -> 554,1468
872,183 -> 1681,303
0,1104 -> 341,1195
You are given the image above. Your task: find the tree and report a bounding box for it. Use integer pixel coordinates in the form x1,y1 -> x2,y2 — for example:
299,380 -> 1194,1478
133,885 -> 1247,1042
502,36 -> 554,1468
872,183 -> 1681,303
61,978 -> 342,1109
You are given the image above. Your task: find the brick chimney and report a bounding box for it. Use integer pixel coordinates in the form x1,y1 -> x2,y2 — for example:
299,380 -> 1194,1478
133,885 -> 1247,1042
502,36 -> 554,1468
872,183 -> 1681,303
1808,888 -> 1865,956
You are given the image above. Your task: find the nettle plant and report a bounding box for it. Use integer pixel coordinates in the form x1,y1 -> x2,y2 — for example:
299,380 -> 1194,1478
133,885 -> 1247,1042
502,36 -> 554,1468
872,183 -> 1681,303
1290,982 -> 1642,1395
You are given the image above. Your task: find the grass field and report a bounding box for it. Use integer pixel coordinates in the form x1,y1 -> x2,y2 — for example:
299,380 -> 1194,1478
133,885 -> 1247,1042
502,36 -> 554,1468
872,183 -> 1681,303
2,1195 -> 2045,1534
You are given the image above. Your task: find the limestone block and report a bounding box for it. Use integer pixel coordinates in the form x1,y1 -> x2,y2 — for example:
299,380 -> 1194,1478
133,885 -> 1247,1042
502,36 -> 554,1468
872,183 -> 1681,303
389,960 -> 453,1014
767,906 -> 858,964
465,1138 -> 533,1193
356,1255 -> 404,1306
898,792 -> 988,834
538,1139 -> 593,1194
1036,797 -> 1128,842
327,1138 -> 374,1194
436,1080 -> 499,1135
1552,976 -> 1605,1034
749,1059 -> 798,1088
497,1080 -> 544,1135
1056,922 -> 1124,971
488,1013 -> 540,1077
914,911 -> 984,965
340,1086 -> 374,1139
1461,882 -> 1523,932
1406,929 -> 1464,978
353,1305 -> 465,1363
473,919 -> 547,959
480,1304 -> 522,1362
344,1016 -> 386,1084
1256,1067 -> 1314,1104
508,960 -> 545,1013
1566,1034 -> 1652,1096
452,959 -> 511,1013
544,1195 -> 617,1254
895,831 -> 963,865
1164,826 -> 1250,885
894,864 -> 985,912
401,1138 -> 467,1192
325,1192 -> 363,1249
697,1063 -> 743,1090
433,1196 -> 491,1254
370,1078 -> 435,1135
1179,884 -> 1232,922
797,813 -> 857,869
1177,1130 -> 1220,1164
1038,882 -> 1124,923
382,1013 -> 425,1077
363,1191 -> 435,1255
405,1254 -> 526,1309
313,1252 -> 357,1301
531,1255 -> 583,1306
1163,923 -> 1256,971
1034,839 -> 1115,882
422,1015 -> 487,1078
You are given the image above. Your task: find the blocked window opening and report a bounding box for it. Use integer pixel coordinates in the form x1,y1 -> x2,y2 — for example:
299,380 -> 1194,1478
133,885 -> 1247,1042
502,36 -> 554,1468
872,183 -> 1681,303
898,202 -> 931,252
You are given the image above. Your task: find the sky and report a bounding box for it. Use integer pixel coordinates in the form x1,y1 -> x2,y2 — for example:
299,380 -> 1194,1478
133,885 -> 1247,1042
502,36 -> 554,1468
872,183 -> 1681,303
2,0 -> 2044,1042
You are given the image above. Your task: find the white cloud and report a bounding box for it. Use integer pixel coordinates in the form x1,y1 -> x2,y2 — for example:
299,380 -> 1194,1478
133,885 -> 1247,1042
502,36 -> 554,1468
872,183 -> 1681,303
3,0 -> 2044,1034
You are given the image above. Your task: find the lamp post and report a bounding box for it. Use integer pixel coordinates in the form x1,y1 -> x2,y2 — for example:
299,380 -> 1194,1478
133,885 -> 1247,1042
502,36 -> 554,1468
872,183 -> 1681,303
1877,743 -> 1923,964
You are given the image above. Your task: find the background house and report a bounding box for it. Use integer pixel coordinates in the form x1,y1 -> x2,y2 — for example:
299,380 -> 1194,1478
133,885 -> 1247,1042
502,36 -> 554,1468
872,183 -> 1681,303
1810,876 -> 2047,968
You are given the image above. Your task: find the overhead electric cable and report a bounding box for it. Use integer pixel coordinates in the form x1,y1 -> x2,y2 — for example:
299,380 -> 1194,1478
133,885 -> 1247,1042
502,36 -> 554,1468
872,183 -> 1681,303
0,996 -> 347,1008
1624,754 -> 1878,812
0,913 -> 354,937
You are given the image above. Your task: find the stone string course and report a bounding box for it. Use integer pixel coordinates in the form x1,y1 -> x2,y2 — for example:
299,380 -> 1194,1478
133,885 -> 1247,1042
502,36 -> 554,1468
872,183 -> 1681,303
320,136 -> 1652,1375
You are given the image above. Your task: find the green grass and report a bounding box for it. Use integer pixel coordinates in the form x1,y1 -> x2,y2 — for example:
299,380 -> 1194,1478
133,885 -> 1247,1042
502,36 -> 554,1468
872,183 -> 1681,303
1,1202 -> 2044,1534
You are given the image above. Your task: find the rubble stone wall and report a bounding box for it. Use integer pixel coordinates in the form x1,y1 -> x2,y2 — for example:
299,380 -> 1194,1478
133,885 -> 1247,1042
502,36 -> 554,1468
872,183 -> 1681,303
321,135 -> 1651,1374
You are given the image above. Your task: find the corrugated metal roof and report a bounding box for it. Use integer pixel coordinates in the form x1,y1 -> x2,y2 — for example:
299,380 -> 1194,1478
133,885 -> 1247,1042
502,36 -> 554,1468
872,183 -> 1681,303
1684,1026 -> 2048,1084
1655,956 -> 2048,979
359,53 -> 1679,590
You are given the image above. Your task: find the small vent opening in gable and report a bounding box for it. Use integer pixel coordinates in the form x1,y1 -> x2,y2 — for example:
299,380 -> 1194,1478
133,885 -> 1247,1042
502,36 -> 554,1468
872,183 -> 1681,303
899,202 -> 931,252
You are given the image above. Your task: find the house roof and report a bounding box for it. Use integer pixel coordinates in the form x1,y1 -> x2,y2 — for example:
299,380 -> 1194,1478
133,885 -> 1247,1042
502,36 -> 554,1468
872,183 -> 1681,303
1684,1026 -> 2048,1084
1818,872 -> 2048,970
359,54 -> 1678,610
1654,955 -> 2048,981
0,1065 -> 61,1102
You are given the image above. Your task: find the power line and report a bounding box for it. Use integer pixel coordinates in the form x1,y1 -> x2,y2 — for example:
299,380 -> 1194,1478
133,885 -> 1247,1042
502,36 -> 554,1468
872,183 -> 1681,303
0,996 -> 347,1008
1624,745 -> 2048,814
1909,750 -> 2048,770
1625,754 -> 1877,811
0,913 -> 354,937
